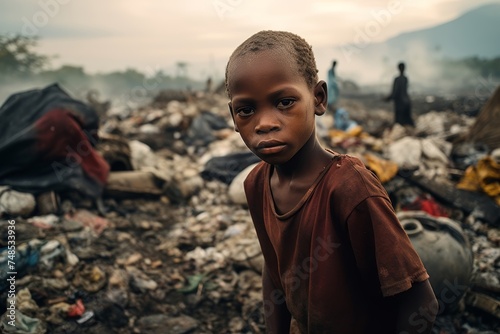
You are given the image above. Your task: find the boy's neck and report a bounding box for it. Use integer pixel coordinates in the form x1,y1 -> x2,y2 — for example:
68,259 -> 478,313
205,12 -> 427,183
273,135 -> 333,183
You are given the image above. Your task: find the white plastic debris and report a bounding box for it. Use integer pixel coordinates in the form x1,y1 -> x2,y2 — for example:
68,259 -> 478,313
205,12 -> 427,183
387,137 -> 422,168
229,163 -> 258,205
0,187 -> 36,217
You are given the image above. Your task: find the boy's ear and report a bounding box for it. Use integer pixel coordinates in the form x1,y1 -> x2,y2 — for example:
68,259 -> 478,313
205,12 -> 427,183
228,101 -> 239,132
313,80 -> 328,116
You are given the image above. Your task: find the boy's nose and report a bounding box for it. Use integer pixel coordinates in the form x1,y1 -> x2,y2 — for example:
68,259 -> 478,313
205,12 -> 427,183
255,112 -> 280,133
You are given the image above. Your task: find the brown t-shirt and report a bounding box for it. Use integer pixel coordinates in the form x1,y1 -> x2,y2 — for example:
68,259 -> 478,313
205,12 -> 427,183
244,154 -> 429,334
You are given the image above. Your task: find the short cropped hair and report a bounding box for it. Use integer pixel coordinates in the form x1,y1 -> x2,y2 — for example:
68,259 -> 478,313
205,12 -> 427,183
225,30 -> 319,98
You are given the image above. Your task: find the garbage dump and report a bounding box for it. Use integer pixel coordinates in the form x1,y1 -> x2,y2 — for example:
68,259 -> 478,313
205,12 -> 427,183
1,83 -> 500,334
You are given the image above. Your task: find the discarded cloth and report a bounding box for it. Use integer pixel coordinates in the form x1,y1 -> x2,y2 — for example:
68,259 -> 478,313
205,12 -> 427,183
0,84 -> 109,197
201,151 -> 260,185
333,108 -> 358,132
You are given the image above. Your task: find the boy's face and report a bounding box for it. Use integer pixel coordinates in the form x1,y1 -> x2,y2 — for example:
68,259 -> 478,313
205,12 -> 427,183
227,49 -> 326,165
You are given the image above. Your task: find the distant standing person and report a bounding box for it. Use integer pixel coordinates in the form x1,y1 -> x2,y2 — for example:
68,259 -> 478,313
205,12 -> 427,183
205,76 -> 213,93
327,60 -> 339,111
385,62 -> 414,126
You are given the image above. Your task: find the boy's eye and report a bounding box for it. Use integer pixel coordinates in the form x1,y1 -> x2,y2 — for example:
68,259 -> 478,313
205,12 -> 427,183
277,98 -> 295,109
236,107 -> 255,117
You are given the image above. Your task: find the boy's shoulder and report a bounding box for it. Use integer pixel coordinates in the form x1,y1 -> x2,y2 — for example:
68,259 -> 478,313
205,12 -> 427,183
242,154 -> 374,187
323,153 -> 387,198
240,154 -> 364,176
242,161 -> 267,207
241,153 -> 386,200
243,160 -> 267,189
323,152 -> 368,177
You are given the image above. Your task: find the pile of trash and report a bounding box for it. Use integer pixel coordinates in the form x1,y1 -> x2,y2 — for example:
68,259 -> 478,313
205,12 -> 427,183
1,83 -> 499,334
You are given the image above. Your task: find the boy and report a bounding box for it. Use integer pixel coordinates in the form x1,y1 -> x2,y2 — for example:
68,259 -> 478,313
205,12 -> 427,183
225,30 -> 438,333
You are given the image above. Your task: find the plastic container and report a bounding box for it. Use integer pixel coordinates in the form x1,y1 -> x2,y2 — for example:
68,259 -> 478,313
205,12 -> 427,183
398,211 -> 473,313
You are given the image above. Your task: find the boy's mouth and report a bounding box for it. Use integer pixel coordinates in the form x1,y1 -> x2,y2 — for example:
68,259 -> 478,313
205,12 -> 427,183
256,140 -> 286,154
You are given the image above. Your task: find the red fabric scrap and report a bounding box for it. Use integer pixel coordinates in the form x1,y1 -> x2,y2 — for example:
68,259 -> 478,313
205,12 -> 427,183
67,299 -> 85,318
35,108 -> 109,186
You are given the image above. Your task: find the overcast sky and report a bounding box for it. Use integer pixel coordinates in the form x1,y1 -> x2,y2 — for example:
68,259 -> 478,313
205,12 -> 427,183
1,0 -> 499,81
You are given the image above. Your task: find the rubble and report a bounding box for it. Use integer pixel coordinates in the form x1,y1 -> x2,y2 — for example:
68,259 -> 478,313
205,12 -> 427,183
0,188 -> 36,217
1,85 -> 499,334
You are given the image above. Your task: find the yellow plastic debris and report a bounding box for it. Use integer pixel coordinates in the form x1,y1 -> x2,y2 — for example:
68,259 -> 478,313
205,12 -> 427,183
458,156 -> 500,205
364,153 -> 399,184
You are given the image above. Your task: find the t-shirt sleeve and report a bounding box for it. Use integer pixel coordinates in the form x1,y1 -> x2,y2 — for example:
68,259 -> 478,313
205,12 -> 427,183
346,195 -> 429,297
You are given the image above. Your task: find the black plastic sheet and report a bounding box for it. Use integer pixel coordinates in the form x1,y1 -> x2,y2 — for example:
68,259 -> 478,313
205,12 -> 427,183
0,84 -> 109,197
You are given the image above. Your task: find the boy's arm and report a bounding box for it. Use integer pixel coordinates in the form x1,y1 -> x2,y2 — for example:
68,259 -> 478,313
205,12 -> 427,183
343,187 -> 438,333
263,265 -> 291,334
392,279 -> 438,334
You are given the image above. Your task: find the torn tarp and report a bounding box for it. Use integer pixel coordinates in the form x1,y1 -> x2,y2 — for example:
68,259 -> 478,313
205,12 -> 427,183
0,84 -> 109,197
201,151 -> 260,184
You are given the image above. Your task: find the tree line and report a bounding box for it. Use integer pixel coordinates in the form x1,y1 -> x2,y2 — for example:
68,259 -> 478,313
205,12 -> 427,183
0,34 -> 204,99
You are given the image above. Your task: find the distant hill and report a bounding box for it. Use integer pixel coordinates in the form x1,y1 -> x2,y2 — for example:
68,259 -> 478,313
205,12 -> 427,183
324,3 -> 500,92
382,3 -> 500,59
